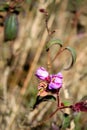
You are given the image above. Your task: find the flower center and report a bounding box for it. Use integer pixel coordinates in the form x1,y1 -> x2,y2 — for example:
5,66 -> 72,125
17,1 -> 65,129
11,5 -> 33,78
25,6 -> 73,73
45,76 -> 51,83
52,77 -> 55,82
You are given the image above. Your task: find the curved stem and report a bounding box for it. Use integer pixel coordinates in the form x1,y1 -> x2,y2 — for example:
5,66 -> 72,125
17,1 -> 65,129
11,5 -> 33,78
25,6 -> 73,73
47,50 -> 52,72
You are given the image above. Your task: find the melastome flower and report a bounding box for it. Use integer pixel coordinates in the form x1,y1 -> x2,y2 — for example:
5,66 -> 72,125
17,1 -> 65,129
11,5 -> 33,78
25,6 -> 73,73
35,67 -> 49,80
48,72 -> 63,90
35,67 -> 63,92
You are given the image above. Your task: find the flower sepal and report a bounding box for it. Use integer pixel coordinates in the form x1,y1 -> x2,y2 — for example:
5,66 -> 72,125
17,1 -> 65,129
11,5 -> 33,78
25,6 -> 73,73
33,95 -> 56,109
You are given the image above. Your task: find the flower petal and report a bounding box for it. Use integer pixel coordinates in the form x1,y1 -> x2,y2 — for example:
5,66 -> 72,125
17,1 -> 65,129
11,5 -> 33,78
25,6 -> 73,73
48,72 -> 63,90
35,67 -> 49,80
49,82 -> 62,90
56,72 -> 63,79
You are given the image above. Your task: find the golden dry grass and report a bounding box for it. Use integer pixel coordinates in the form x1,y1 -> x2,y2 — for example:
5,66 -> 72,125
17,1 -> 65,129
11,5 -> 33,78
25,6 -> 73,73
0,0 -> 87,130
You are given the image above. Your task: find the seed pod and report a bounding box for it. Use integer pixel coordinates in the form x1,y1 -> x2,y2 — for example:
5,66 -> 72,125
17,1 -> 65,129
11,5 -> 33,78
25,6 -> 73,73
4,13 -> 18,41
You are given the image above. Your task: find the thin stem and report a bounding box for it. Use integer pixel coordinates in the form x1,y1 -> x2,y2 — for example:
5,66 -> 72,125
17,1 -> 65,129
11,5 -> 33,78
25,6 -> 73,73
45,15 -> 52,72
45,18 -> 50,35
51,11 -> 81,63
49,105 -> 72,119
52,48 -> 65,62
56,91 -> 60,107
31,105 -> 72,128
47,50 -> 52,72
45,18 -> 55,37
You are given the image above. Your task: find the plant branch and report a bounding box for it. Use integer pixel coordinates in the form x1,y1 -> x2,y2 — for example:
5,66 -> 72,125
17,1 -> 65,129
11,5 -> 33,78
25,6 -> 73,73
31,105 -> 72,128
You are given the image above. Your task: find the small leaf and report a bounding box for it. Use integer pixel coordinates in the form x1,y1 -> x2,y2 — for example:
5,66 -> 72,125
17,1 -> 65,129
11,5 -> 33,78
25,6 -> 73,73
33,95 -> 56,109
62,113 -> 71,129
64,46 -> 76,70
4,14 -> 18,41
74,112 -> 81,130
63,100 -> 72,106
0,6 -> 6,11
14,6 -> 24,15
42,95 -> 56,101
0,4 -> 9,12
46,39 -> 63,51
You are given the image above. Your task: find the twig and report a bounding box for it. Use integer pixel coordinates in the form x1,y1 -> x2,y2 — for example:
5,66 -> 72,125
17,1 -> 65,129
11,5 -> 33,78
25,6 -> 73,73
31,105 -> 72,128
52,48 -> 65,62
56,91 -> 60,107
47,49 -> 52,73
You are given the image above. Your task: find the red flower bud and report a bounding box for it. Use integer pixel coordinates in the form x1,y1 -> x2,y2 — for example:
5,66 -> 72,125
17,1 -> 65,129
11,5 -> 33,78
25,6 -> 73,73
71,101 -> 87,112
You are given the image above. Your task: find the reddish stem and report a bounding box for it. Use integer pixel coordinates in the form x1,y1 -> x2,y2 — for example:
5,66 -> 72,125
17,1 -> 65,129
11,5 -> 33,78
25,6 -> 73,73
49,105 -> 72,118
32,105 -> 72,128
45,18 -> 50,35
56,91 -> 60,107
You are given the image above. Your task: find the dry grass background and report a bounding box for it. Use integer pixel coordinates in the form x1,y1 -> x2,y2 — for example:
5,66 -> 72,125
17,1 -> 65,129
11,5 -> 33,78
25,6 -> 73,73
0,0 -> 87,130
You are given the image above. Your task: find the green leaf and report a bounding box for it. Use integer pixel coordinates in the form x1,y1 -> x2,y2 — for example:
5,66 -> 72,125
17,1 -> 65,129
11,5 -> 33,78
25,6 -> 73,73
0,4 -> 9,12
26,0 -> 32,4
46,39 -> 63,51
33,95 -> 56,109
15,6 -> 24,14
4,14 -> 18,41
64,46 -> 76,70
0,6 -> 6,11
42,95 -> 56,101
62,113 -> 71,129
63,100 -> 72,106
74,112 -> 81,130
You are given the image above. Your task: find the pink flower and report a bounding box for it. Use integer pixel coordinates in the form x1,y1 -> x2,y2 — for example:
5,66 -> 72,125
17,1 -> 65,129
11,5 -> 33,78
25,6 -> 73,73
35,67 -> 49,80
48,72 -> 63,90
35,67 -> 63,91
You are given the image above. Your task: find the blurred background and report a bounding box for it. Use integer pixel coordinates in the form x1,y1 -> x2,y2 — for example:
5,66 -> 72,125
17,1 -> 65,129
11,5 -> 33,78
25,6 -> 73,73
0,0 -> 87,130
